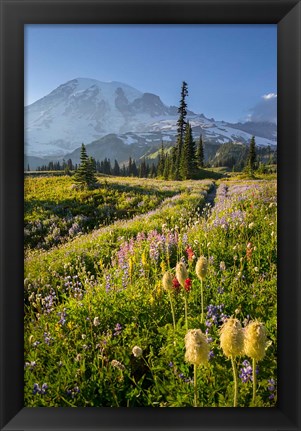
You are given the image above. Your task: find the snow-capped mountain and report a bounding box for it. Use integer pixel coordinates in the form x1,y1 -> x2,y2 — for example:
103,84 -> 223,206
25,78 -> 277,159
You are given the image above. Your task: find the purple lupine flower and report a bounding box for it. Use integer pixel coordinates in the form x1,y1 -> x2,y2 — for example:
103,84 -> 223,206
267,378 -> 277,400
105,274 -> 112,293
58,308 -> 67,325
33,383 -> 48,395
43,332 -> 53,345
41,288 -> 57,314
239,360 -> 259,383
113,323 -> 122,336
33,383 -> 40,395
206,304 -> 228,328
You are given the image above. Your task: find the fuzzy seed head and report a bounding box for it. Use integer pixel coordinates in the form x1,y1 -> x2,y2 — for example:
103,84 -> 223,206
111,359 -> 125,371
244,321 -> 267,361
162,271 -> 174,292
176,262 -> 188,288
220,318 -> 244,358
195,256 -> 208,281
185,329 -> 210,366
132,346 -> 143,358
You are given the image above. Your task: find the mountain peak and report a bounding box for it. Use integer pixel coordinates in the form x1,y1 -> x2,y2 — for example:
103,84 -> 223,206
25,78 -> 277,159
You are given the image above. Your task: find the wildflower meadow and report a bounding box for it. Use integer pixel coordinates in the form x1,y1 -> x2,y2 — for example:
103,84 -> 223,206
24,175 -> 277,407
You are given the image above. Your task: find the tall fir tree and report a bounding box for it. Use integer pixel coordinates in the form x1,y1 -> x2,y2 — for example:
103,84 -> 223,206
67,159 -> 73,171
248,136 -> 257,175
157,142 -> 166,177
169,147 -> 177,180
86,156 -> 97,187
131,160 -> 138,177
175,81 -> 188,179
74,144 -> 97,187
112,159 -> 120,176
139,158 -> 147,178
121,164 -> 126,176
163,154 -> 170,180
196,134 -> 205,168
150,163 -> 156,178
128,157 -> 133,176
180,122 -> 198,180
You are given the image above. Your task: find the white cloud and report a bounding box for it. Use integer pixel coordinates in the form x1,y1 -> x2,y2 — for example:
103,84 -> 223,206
247,93 -> 277,124
262,93 -> 277,100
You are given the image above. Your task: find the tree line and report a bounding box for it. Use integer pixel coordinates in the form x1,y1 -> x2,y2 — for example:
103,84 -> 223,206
31,81 -> 275,185
34,150 -> 158,179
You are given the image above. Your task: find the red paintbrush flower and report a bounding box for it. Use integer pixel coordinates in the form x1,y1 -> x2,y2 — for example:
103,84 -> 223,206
184,278 -> 192,292
186,246 -> 195,262
172,277 -> 181,293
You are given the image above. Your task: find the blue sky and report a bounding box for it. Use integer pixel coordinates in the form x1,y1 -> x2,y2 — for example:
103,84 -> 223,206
24,24 -> 277,123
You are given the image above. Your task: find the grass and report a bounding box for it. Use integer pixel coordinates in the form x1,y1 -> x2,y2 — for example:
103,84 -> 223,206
24,175 -> 277,407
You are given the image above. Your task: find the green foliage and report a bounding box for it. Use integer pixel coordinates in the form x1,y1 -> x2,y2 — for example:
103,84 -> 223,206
174,81 -> 189,180
24,177 -> 277,407
180,122 -> 198,180
248,136 -> 257,175
74,144 -> 98,188
24,176 -> 180,250
196,135 -> 205,168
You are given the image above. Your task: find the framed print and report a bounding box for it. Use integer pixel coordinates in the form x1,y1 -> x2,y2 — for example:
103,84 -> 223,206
0,0 -> 300,430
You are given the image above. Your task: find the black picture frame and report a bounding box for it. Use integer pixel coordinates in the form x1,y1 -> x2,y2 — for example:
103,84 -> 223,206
0,1 -> 300,430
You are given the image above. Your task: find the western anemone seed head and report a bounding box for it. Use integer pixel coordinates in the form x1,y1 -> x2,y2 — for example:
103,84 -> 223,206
184,329 -> 210,366
132,346 -> 143,358
176,262 -> 188,288
162,271 -> 174,292
111,359 -> 125,371
220,318 -> 244,358
244,320 -> 267,361
219,261 -> 226,271
195,256 -> 208,281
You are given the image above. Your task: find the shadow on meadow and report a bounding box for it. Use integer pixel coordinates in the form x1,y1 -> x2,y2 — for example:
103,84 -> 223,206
24,182 -> 179,250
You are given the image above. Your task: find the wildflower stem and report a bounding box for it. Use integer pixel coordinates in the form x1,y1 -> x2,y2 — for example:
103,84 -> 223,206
200,279 -> 204,324
168,291 -> 176,331
184,295 -> 188,331
194,363 -> 198,407
252,358 -> 257,405
231,356 -> 238,407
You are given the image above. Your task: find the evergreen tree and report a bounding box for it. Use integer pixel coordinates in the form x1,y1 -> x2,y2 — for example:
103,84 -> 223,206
157,142 -> 165,177
67,159 -> 73,171
175,81 -> 188,179
102,158 -> 111,175
145,163 -> 150,178
248,136 -> 257,175
128,157 -> 133,176
139,158 -> 147,178
131,160 -> 138,177
180,122 -> 197,180
196,134 -> 205,168
169,146 -> 177,180
74,144 -> 97,187
121,164 -> 126,177
86,157 -> 97,186
112,159 -> 120,176
163,154 -> 170,180
150,163 -> 156,178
